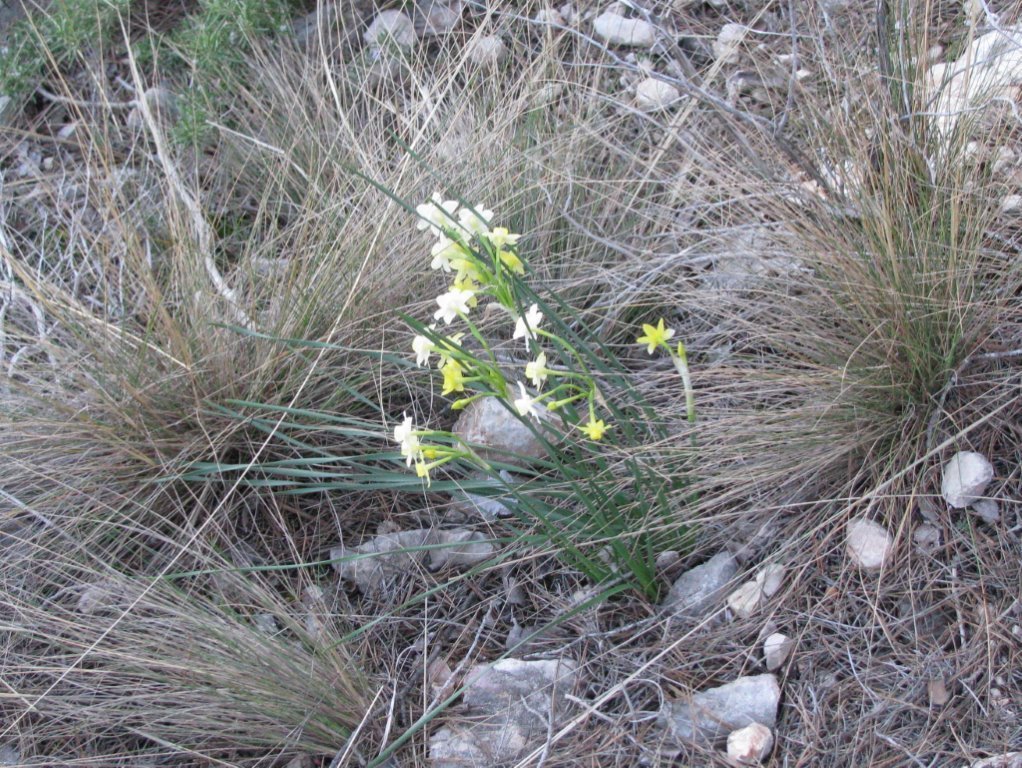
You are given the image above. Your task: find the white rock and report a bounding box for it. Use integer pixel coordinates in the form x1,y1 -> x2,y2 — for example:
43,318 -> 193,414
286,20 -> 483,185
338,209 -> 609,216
466,35 -> 508,68
430,658 -> 579,767
664,551 -> 738,618
970,497 -> 1000,524
913,523 -> 941,555
756,563 -> 784,598
762,633 -> 793,672
941,451 -> 994,508
1001,194 -> 1022,213
534,8 -> 564,25
0,745 -> 20,767
414,0 -> 463,37
662,674 -> 781,745
713,23 -> 748,65
846,517 -> 893,571
593,12 -> 656,47
726,722 -> 774,764
970,753 -> 1022,768
559,3 -> 575,23
727,580 -> 763,619
364,10 -> 417,49
929,26 -> 1022,137
635,77 -> 680,110
992,145 -> 1016,174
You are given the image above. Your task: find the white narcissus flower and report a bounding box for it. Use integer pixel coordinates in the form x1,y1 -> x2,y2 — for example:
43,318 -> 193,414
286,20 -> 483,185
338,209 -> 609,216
412,326 -> 436,367
513,381 -> 538,420
513,303 -> 543,350
416,194 -> 460,236
393,413 -> 422,466
525,350 -> 548,389
434,287 -> 476,324
457,205 -> 494,237
430,235 -> 465,272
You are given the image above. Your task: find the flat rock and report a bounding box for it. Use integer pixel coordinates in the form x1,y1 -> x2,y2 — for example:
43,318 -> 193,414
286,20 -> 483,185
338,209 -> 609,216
727,580 -> 763,619
663,551 -> 738,618
846,517 -> 893,571
331,528 -> 494,592
635,77 -> 680,110
430,658 -> 579,767
942,451 -> 994,508
661,674 -> 781,746
593,11 -> 655,47
762,632 -> 793,672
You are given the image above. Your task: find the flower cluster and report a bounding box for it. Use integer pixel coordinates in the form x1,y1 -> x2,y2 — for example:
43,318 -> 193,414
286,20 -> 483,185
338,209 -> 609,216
392,194 -> 621,483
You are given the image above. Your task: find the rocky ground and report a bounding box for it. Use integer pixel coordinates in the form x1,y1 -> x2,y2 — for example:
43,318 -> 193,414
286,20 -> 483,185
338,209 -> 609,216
1,1 -> 1020,767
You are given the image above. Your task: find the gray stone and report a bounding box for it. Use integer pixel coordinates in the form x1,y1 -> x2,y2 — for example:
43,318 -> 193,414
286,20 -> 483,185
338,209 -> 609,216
942,451 -> 994,509
971,754 -> 1022,768
846,517 -> 893,571
430,658 -> 579,767
970,498 -> 1000,524
0,745 -> 19,767
364,10 -> 416,49
762,633 -> 793,672
331,528 -> 494,592
453,395 -> 561,464
635,77 -> 680,110
414,0 -> 463,37
663,551 -> 738,618
593,12 -> 655,47
466,35 -> 508,68
661,674 -> 780,746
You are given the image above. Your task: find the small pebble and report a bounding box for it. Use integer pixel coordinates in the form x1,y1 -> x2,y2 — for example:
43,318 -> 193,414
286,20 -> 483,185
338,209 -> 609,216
941,451 -> 994,508
846,517 -> 893,571
713,23 -> 748,65
969,498 -> 1000,524
726,722 -> 774,764
364,10 -> 417,49
762,632 -> 793,672
727,580 -> 763,619
635,77 -> 680,110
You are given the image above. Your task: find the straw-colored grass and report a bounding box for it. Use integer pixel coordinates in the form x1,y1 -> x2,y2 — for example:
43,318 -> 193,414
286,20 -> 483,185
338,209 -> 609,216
2,0 -> 1020,765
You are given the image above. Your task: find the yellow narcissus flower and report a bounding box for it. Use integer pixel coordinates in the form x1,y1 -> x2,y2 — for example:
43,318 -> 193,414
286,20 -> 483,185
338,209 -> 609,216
498,249 -> 524,275
441,358 -> 466,395
579,418 -> 611,441
636,318 -> 675,355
